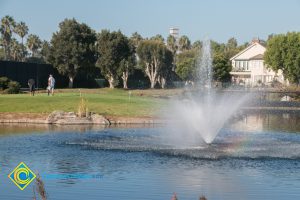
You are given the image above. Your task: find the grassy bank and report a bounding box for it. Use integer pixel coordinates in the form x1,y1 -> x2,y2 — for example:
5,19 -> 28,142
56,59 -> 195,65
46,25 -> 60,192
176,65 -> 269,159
0,88 -> 175,117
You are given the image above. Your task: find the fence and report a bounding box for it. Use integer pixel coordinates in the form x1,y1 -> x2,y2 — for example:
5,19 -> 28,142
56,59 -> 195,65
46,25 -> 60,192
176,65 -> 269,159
0,61 -> 69,88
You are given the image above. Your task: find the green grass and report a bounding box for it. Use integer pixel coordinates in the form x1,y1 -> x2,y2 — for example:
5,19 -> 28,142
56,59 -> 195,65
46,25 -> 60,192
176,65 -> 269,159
0,88 -> 168,117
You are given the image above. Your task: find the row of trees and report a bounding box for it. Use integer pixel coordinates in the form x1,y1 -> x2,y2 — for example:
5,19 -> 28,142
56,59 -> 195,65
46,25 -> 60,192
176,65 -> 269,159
47,19 -> 176,89
0,15 -> 43,61
1,15 -> 265,89
0,16 -> 250,89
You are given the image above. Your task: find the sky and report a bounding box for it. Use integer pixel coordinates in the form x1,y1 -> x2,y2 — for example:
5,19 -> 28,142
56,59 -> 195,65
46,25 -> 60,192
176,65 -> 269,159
1,0 -> 300,44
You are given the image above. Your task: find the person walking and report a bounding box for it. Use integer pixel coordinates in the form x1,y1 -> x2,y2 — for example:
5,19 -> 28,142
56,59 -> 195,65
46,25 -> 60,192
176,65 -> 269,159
28,78 -> 35,96
47,74 -> 55,96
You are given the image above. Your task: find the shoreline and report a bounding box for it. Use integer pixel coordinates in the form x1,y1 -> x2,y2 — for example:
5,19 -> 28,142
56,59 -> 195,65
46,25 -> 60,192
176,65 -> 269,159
1,106 -> 300,125
0,112 -> 166,125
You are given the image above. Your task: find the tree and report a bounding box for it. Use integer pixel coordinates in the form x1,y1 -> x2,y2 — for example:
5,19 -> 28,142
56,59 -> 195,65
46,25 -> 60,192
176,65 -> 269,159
176,40 -> 232,84
226,37 -> 237,49
96,30 -> 134,88
0,15 -> 15,60
26,34 -> 42,57
157,49 -> 173,88
192,40 -> 202,50
213,53 -> 232,82
137,40 -> 173,88
118,41 -> 136,89
211,40 -> 225,55
264,32 -> 300,84
48,18 -> 96,88
175,49 -> 198,81
178,35 -> 191,52
167,34 -> 178,71
150,34 -> 164,43
224,37 -> 239,59
167,35 -> 177,55
40,40 -> 50,63
130,32 -> 143,48
0,48 -> 4,60
10,38 -> 22,61
210,40 -> 232,83
14,21 -> 28,60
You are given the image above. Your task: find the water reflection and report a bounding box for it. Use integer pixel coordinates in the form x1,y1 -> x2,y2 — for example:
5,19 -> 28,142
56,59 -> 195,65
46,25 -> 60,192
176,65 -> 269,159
0,123 -> 162,136
230,113 -> 300,133
1,112 -> 300,136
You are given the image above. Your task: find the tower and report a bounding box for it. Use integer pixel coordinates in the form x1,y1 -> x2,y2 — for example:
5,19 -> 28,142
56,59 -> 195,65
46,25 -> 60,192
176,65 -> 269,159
169,27 -> 179,39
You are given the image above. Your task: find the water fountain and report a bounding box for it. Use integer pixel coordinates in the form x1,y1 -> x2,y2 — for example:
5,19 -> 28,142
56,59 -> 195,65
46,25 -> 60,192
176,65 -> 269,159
165,39 -> 249,145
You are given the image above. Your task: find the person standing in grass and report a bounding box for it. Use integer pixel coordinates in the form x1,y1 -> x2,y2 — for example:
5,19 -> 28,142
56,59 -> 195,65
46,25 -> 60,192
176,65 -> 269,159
47,74 -> 55,96
28,78 -> 35,96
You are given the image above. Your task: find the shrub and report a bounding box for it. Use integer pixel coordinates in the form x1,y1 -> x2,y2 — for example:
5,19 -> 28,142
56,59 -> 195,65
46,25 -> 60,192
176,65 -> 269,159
0,77 -> 10,90
4,81 -> 21,94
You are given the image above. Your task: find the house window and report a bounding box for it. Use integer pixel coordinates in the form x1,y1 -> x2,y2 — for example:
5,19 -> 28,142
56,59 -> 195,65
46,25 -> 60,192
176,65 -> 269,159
244,61 -> 248,70
235,61 -> 239,69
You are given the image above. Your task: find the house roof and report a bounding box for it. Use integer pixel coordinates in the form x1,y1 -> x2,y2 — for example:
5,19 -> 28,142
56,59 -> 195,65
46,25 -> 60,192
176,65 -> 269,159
230,42 -> 266,61
249,54 -> 264,60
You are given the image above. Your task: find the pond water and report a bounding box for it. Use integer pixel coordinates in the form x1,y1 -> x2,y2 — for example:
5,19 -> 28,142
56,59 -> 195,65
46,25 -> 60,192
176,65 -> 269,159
0,113 -> 300,200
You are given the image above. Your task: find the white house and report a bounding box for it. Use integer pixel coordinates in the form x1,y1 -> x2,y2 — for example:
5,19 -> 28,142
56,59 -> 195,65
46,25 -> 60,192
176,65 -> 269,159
230,39 -> 285,86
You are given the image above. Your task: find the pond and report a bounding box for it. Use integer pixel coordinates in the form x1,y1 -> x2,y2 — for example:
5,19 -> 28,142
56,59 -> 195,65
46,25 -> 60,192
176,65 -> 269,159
0,113 -> 300,200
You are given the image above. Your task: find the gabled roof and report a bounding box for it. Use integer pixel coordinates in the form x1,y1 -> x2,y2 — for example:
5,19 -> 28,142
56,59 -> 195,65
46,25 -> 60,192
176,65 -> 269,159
249,54 -> 264,60
230,42 -> 266,61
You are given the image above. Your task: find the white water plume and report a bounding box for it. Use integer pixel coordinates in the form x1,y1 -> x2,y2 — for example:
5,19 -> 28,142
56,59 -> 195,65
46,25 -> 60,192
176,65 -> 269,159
164,39 -> 250,145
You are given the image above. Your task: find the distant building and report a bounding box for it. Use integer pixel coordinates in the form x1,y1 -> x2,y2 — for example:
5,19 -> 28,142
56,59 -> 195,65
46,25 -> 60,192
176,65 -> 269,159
230,38 -> 285,87
169,27 -> 179,39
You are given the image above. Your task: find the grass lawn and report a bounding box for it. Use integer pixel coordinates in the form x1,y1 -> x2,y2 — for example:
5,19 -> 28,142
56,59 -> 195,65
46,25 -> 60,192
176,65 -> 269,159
0,88 -> 175,117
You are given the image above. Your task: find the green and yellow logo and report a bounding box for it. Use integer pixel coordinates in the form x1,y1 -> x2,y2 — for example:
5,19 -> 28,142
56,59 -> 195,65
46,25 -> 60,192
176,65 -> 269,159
8,162 -> 36,190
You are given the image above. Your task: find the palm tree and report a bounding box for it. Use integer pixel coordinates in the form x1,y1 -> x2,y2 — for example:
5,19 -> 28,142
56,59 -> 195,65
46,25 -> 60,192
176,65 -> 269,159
14,21 -> 28,61
40,40 -> 50,62
26,34 -> 42,57
167,34 -> 178,55
167,34 -> 178,71
0,15 -> 16,60
0,38 -> 4,59
14,22 -> 28,45
178,35 -> 191,52
10,38 -> 22,61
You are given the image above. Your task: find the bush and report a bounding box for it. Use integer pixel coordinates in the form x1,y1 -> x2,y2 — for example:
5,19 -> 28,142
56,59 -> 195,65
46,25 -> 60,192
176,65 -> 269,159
4,81 -> 21,94
0,77 -> 10,90
0,76 -> 21,94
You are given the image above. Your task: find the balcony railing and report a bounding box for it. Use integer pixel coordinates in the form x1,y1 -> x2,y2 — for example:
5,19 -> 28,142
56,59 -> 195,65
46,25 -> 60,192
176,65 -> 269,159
231,67 -> 251,72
